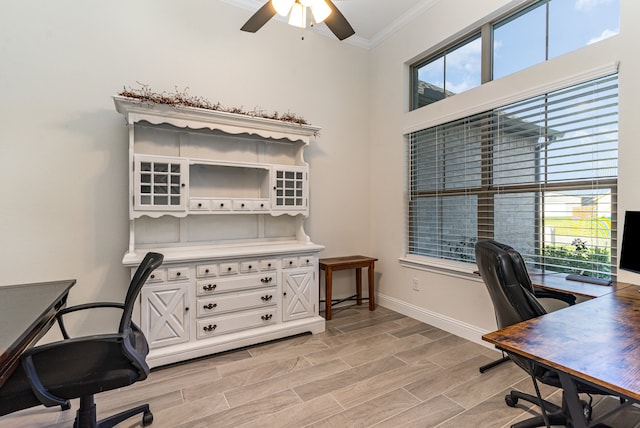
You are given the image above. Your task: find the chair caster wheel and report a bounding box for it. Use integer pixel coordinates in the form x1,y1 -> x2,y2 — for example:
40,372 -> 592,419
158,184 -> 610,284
142,410 -> 153,426
505,394 -> 518,407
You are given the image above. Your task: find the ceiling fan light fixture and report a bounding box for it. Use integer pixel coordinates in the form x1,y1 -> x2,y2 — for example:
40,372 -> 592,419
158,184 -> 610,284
272,0 -> 295,16
288,2 -> 307,28
241,0 -> 353,41
310,0 -> 331,23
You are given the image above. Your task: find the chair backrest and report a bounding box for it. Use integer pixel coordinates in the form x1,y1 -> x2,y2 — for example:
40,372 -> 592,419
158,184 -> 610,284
474,240 -> 547,329
119,252 -> 164,333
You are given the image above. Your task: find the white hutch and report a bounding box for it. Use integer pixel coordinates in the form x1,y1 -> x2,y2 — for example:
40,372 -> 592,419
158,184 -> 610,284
114,96 -> 325,368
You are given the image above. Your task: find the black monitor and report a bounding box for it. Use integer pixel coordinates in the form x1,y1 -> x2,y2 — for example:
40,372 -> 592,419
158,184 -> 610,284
619,211 -> 640,274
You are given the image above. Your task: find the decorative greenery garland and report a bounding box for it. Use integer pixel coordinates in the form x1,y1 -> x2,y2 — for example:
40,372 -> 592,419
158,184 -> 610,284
119,83 -> 309,125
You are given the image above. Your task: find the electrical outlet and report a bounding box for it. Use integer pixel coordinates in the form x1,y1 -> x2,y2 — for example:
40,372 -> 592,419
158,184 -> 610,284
412,278 -> 420,291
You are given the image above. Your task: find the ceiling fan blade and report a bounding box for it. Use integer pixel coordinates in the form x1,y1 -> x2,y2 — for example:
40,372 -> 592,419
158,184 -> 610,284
323,0 -> 355,40
241,1 -> 277,33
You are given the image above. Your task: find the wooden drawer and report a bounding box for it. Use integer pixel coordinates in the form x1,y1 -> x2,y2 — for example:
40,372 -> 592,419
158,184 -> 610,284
298,256 -> 315,267
252,200 -> 270,211
260,259 -> 278,271
196,273 -> 275,296
196,263 -> 218,278
146,268 -> 167,283
167,266 -> 189,281
219,262 -> 238,276
197,307 -> 278,339
232,200 -> 252,211
240,260 -> 259,273
211,199 -> 232,211
189,199 -> 210,210
196,288 -> 276,317
282,257 -> 298,269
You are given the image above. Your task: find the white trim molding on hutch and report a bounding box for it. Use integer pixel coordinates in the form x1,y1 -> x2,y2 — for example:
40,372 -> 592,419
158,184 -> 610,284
114,96 -> 325,368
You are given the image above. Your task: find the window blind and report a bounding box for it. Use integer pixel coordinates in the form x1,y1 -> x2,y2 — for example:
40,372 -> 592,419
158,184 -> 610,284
407,73 -> 618,278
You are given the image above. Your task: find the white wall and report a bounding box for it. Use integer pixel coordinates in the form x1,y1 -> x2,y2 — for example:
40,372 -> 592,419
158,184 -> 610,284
368,0 -> 640,343
0,0 -> 370,331
3,0 -> 637,344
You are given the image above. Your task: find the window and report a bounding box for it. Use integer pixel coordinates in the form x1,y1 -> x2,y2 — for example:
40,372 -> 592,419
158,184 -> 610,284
493,0 -> 620,79
410,0 -> 619,110
407,73 -> 618,278
412,34 -> 481,109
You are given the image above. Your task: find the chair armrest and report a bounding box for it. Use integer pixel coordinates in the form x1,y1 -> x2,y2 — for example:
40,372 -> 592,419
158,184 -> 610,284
533,288 -> 576,306
56,302 -> 124,339
21,354 -> 69,408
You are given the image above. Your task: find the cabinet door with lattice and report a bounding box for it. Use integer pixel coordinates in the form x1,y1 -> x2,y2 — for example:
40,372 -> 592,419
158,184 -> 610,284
134,155 -> 187,212
272,166 -> 308,215
141,281 -> 190,349
282,268 -> 316,321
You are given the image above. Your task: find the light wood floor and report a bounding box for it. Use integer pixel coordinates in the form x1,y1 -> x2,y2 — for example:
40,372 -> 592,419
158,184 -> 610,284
2,304 -> 638,428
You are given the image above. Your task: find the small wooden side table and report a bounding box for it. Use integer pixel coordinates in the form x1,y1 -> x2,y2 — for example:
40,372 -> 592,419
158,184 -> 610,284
319,255 -> 378,320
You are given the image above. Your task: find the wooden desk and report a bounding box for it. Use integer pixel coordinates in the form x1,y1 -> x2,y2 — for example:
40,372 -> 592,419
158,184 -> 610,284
319,256 -> 377,320
0,280 -> 75,388
529,271 -> 624,299
483,284 -> 640,427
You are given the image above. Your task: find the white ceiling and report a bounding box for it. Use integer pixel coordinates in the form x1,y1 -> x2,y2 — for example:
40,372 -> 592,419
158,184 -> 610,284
221,0 -> 441,49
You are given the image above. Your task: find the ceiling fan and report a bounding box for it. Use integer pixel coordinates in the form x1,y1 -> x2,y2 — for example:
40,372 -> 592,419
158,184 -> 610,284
241,0 -> 355,41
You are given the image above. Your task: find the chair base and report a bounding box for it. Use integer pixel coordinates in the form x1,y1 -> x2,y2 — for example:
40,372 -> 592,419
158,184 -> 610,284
73,395 -> 153,428
505,390 -> 608,428
506,390 -> 564,428
511,412 -> 567,428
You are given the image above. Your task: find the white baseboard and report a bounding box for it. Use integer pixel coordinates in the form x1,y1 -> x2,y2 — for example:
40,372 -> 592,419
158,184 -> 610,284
377,293 -> 496,351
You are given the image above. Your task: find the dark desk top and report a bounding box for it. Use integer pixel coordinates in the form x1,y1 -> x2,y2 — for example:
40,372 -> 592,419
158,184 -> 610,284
483,284 -> 640,402
0,279 -> 75,387
529,271 -> 629,298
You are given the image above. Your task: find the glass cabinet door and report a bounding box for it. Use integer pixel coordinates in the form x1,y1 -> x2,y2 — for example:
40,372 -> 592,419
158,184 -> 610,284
134,156 -> 187,211
272,166 -> 308,213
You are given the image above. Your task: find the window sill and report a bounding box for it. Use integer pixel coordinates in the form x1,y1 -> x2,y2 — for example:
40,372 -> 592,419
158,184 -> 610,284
398,255 -> 482,282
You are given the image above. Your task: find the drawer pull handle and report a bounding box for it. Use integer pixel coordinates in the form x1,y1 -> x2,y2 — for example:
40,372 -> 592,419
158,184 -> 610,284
198,203 -> 202,208
261,295 -> 273,302
260,277 -> 273,283
248,265 -> 252,269
220,203 -> 225,207
203,303 -> 218,310
205,269 -> 209,274
203,324 -> 217,332
227,267 -> 232,272
203,284 -> 217,291
176,272 -> 181,276
150,274 -> 155,279
261,314 -> 273,321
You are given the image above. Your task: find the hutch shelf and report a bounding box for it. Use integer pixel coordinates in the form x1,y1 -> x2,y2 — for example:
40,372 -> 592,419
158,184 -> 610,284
114,96 -> 325,368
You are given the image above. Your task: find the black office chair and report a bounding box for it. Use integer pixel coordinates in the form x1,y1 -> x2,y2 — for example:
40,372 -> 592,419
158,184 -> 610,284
0,252 -> 163,428
478,241 -> 576,374
475,240 -> 604,428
